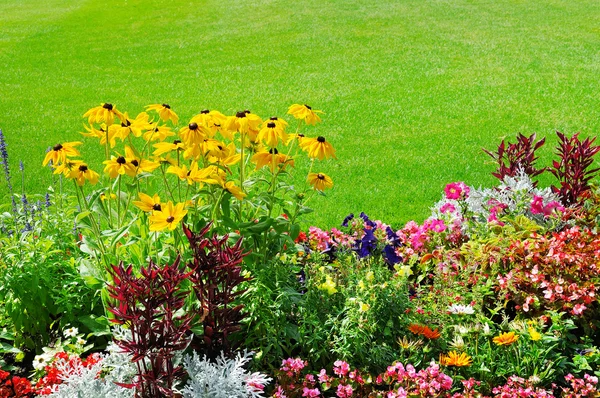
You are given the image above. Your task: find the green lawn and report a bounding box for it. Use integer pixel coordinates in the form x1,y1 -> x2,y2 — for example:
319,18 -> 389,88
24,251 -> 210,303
1,0 -> 599,228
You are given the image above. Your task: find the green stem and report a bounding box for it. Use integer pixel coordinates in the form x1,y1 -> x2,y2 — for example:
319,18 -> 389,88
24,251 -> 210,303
160,165 -> 176,202
117,175 -> 122,228
76,184 -> 108,267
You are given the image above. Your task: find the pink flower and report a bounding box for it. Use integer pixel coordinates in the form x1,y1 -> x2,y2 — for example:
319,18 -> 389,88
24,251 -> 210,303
302,387 -> 321,397
572,303 -> 587,315
427,219 -> 447,233
444,182 -> 470,200
336,384 -> 353,398
318,369 -> 329,383
333,360 -> 350,377
530,195 -> 545,214
440,202 -> 456,214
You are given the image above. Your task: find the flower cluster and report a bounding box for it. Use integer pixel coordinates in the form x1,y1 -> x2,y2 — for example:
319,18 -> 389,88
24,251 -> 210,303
0,370 -> 34,397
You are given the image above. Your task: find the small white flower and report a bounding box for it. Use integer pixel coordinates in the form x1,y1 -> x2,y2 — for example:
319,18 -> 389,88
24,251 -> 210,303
64,327 -> 79,338
76,337 -> 86,346
33,354 -> 49,371
447,304 -> 475,315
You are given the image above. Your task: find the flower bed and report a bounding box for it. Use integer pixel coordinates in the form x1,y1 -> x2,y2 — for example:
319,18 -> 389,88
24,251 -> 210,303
0,105 -> 599,397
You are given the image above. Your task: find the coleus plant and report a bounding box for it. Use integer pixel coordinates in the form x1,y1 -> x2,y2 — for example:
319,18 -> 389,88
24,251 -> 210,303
107,256 -> 193,397
183,222 -> 250,360
483,132 -> 546,186
550,131 -> 600,207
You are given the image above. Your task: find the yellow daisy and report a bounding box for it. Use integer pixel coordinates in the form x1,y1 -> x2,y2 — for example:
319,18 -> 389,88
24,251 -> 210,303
493,331 -> 519,346
257,120 -> 288,148
133,192 -> 162,213
83,103 -> 123,125
68,162 -> 100,186
146,103 -> 179,125
149,201 -> 188,231
43,142 -> 82,166
103,155 -> 136,178
224,181 -> 246,200
287,104 -> 323,125
303,136 -> 336,160
307,172 -> 333,191
179,121 -> 210,146
143,124 -> 175,142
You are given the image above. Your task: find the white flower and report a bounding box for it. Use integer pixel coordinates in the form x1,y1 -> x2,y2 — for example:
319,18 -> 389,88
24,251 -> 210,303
64,327 -> 78,338
33,354 -> 51,371
447,304 -> 475,315
76,337 -> 86,346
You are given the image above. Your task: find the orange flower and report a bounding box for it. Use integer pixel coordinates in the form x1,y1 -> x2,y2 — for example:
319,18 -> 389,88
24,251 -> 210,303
439,351 -> 472,367
408,324 -> 440,340
408,324 -> 427,335
422,327 -> 441,340
493,331 -> 519,346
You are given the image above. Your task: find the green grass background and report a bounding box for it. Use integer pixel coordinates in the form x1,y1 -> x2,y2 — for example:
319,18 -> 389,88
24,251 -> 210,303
1,0 -> 599,228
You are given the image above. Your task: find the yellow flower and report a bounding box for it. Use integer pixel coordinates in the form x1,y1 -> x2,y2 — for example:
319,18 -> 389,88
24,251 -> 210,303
112,112 -> 151,140
152,140 -> 186,156
146,103 -> 178,125
493,331 -> 519,346
179,121 -> 210,146
307,172 -> 333,191
257,120 -> 288,148
133,192 -> 162,213
80,124 -> 118,148
302,136 -> 336,160
83,103 -> 123,125
359,302 -> 370,312
251,148 -> 294,171
224,110 -> 262,135
287,104 -> 323,125
100,193 -> 117,201
191,109 -> 227,137
209,142 -> 241,166
143,124 -> 175,142
167,162 -> 219,186
318,275 -> 337,295
439,351 -> 472,367
52,158 -> 81,177
68,162 -> 99,186
224,181 -> 246,200
43,142 -> 82,166
103,155 -> 136,178
149,201 -> 188,231
124,146 -> 160,174
528,327 -> 542,341
396,265 -> 413,277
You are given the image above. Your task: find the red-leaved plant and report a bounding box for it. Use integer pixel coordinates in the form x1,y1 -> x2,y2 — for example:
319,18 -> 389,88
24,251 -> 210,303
550,131 -> 600,207
107,256 -> 193,397
183,222 -> 250,360
483,132 -> 546,186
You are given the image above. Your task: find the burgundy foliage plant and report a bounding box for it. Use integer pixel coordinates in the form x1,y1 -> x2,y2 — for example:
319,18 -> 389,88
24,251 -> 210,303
183,222 -> 250,360
550,131 -> 600,207
107,256 -> 193,397
483,132 -> 546,185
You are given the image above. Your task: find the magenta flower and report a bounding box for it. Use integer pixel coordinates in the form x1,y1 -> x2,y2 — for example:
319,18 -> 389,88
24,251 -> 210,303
333,360 -> 350,377
440,202 -> 456,214
444,182 -> 470,200
302,387 -> 320,397
336,384 -> 353,398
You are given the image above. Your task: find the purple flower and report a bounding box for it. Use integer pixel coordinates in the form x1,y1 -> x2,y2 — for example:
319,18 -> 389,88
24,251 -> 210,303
341,213 -> 354,227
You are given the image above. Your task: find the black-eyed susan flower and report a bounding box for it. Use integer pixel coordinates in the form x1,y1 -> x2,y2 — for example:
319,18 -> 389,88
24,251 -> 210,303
287,104 -> 323,125
251,148 -> 294,171
439,351 -> 472,367
124,146 -> 160,174
69,162 -> 100,186
257,121 -> 288,148
83,103 -> 123,125
152,140 -> 186,156
103,155 -> 136,178
167,162 -> 218,186
149,201 -> 187,232
224,110 -> 262,135
179,121 -> 210,146
146,103 -> 179,125
81,124 -> 118,148
133,192 -> 162,213
224,181 -> 246,200
143,124 -> 175,142
112,112 -> 151,140
307,172 -> 333,191
303,136 -> 336,160
209,142 -> 240,166
42,142 -> 82,166
52,158 -> 82,177
191,109 -> 227,137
